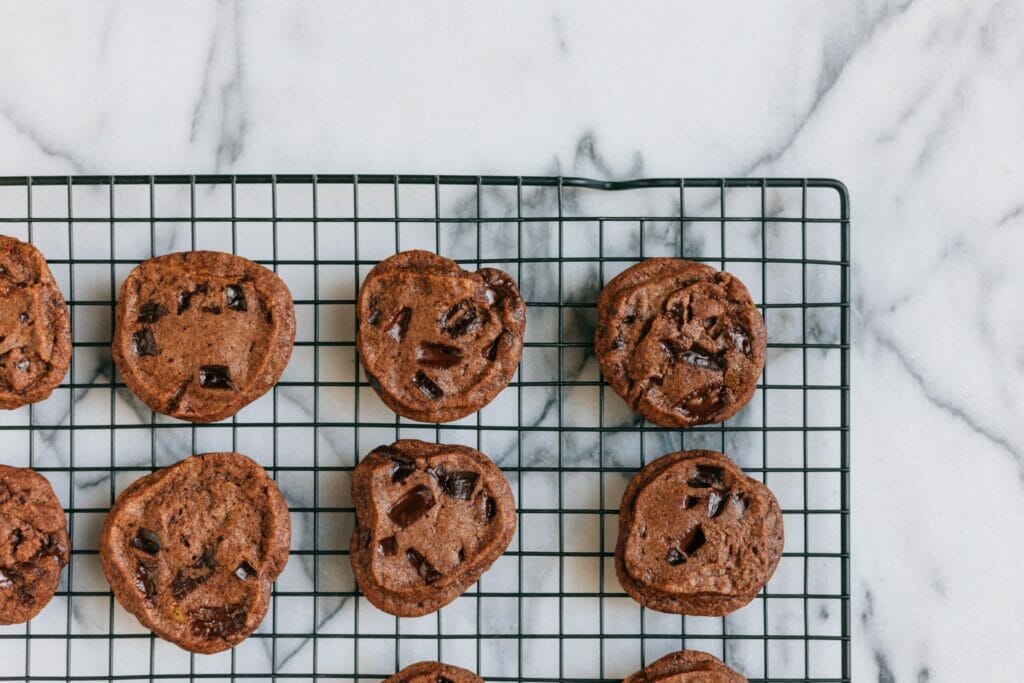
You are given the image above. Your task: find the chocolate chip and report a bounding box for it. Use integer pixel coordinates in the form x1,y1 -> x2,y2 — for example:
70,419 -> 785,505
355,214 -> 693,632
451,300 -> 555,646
177,291 -> 193,314
666,547 -> 686,565
437,677 -> 455,683
434,468 -> 479,500
201,305 -> 222,314
388,485 -> 436,528
379,536 -> 398,556
707,491 -> 725,518
406,548 -> 441,585
417,342 -> 463,368
412,371 -> 443,400
389,453 -> 416,484
18,312 -> 29,324
681,350 -> 725,372
199,365 -> 233,389
189,603 -> 247,639
729,327 -> 751,355
134,562 -> 156,599
484,495 -> 496,521
130,528 -> 161,555
367,309 -> 381,326
133,328 -> 158,357
137,301 -> 168,323
386,307 -> 412,342
689,464 -> 727,490
0,569 -> 13,589
225,284 -> 247,312
681,495 -> 699,509
440,299 -> 480,338
484,333 -> 505,361
234,561 -> 256,581
680,524 -> 706,556
679,386 -> 728,420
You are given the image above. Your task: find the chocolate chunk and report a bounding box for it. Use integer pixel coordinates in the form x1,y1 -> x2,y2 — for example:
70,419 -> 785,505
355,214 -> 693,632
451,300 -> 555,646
199,365 -> 233,389
440,299 -> 480,338
177,290 -> 193,314
201,305 -> 222,315
234,561 -> 256,581
379,536 -> 398,556
417,342 -> 463,368
137,302 -> 168,323
367,309 -> 381,326
225,284 -> 247,312
729,327 -> 751,355
130,528 -> 161,555
679,525 -> 706,557
689,464 -> 726,490
666,547 -> 686,565
483,333 -> 504,361
434,468 -> 479,500
406,548 -> 442,585
171,546 -> 216,599
15,358 -> 29,372
133,328 -> 158,357
412,371 -> 443,400
707,491 -> 725,518
134,562 -> 156,599
389,453 -> 416,484
681,350 -> 725,372
0,569 -> 13,589
681,495 -> 700,509
729,493 -> 747,518
386,307 -> 412,342
18,312 -> 29,324
189,603 -> 247,640
388,485 -> 436,529
483,495 -> 496,521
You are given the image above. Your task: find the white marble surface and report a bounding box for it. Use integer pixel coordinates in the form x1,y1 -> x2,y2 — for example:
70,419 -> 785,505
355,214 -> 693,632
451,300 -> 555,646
0,1 -> 1022,681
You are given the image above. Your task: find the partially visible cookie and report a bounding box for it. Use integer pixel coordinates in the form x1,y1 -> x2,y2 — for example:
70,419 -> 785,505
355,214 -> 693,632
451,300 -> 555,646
624,649 -> 747,682
357,250 -> 526,423
0,465 -> 70,624
100,453 -> 290,653
112,250 -> 296,423
0,235 -> 71,409
351,439 -> 516,617
615,450 -> 783,616
595,258 -> 766,428
384,661 -> 484,683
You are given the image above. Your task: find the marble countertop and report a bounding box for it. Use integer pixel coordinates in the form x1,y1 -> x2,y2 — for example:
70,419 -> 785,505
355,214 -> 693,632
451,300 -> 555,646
1,1 -> 1022,681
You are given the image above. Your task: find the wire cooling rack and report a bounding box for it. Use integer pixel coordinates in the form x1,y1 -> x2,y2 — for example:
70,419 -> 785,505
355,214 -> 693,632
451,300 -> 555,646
0,175 -> 849,682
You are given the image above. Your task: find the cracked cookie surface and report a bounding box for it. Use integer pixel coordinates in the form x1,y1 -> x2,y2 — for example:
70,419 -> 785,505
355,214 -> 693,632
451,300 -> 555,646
624,649 -> 747,682
112,251 -> 296,423
595,258 -> 765,428
357,250 -> 526,423
0,465 -> 70,624
383,661 -> 484,683
100,452 -> 290,653
0,235 -> 71,409
616,450 -> 783,616
351,439 -> 516,617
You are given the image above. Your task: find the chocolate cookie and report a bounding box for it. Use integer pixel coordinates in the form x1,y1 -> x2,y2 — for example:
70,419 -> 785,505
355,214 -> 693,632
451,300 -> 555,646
595,258 -> 766,428
351,439 -> 516,617
0,235 -> 71,409
356,250 -> 526,423
112,250 -> 296,423
615,450 -> 783,616
624,649 -> 747,682
384,661 -> 484,683
0,465 -> 70,624
100,452 -> 290,653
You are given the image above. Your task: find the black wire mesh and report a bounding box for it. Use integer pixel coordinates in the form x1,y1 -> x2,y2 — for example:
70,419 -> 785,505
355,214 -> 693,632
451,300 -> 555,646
0,174 -> 849,682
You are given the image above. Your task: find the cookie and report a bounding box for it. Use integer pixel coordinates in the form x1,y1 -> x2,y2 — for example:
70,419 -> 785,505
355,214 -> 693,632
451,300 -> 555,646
351,439 -> 516,617
624,649 -> 747,682
615,450 -> 783,616
0,465 -> 70,624
356,250 -> 526,423
112,250 -> 296,423
383,661 -> 484,683
595,258 -> 766,428
100,452 -> 290,653
0,235 -> 71,409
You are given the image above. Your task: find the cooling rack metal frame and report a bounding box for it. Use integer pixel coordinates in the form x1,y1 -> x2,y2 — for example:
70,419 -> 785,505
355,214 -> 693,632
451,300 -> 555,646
0,174 -> 850,682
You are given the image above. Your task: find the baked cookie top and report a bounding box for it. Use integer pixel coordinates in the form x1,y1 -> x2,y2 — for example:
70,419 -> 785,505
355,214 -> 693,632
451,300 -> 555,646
0,465 -> 70,624
112,250 -> 296,423
0,235 -> 71,409
357,250 -> 526,423
595,258 -> 765,428
624,649 -> 747,682
383,661 -> 484,683
616,450 -> 783,616
351,439 -> 516,617
100,452 -> 290,653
